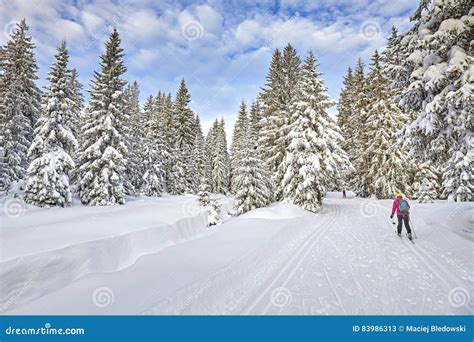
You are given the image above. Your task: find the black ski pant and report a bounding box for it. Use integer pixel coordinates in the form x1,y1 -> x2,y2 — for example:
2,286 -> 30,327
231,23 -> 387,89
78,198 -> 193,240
397,215 -> 411,234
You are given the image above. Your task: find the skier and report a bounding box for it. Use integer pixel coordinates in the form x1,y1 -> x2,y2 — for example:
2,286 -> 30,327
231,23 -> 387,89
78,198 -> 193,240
390,193 -> 412,239
342,188 -> 346,198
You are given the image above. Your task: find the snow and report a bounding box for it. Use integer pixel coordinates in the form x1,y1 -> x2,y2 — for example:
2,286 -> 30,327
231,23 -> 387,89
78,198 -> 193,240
1,192 -> 472,315
238,202 -> 312,220
0,194 -> 231,311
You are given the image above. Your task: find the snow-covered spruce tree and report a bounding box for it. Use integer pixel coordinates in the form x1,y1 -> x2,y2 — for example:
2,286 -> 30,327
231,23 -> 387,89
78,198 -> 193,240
173,79 -> 197,193
160,93 -> 174,191
279,51 -> 350,212
442,146 -> 473,202
258,49 -> 286,177
336,67 -> 354,145
67,68 -> 84,139
76,29 -> 128,205
124,82 -> 144,194
197,177 -> 221,226
230,100 -> 249,193
347,58 -> 371,197
418,178 -> 437,203
207,118 -> 230,194
233,125 -> 272,215
24,41 -> 77,207
363,51 -> 411,198
141,94 -> 165,196
0,20 -> 41,188
258,45 -> 302,198
412,162 -> 441,199
398,0 -> 472,201
249,100 -> 262,148
194,115 -> 207,183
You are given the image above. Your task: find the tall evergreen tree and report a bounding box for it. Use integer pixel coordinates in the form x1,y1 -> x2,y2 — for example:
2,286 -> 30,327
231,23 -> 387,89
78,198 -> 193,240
233,125 -> 272,215
194,115 -> 207,184
397,0 -> 472,201
67,68 -> 84,139
124,81 -> 143,194
336,67 -> 354,148
24,41 -> 77,207
258,49 -> 286,180
141,94 -> 165,197
76,29 -> 128,205
173,79 -> 197,193
351,58 -> 371,197
230,100 -> 249,193
249,100 -> 262,147
208,118 -> 230,194
279,51 -> 350,211
363,51 -> 410,198
0,20 -> 41,188
412,162 -> 440,199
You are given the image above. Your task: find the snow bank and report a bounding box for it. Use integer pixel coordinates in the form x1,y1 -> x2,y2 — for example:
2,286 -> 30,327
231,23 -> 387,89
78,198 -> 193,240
0,194 -> 232,312
238,203 -> 313,220
415,201 -> 474,240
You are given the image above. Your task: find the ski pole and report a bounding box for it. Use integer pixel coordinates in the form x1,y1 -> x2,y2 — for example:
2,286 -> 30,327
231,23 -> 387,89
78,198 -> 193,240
409,217 -> 418,239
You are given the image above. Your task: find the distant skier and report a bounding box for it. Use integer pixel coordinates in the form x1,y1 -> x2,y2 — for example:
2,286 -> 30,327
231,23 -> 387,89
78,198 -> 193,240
390,193 -> 412,239
342,188 -> 346,198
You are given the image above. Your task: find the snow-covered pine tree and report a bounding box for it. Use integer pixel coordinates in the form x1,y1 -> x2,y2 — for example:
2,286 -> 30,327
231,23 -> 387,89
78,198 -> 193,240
363,51 -> 411,198
197,177 -> 221,226
24,41 -> 77,207
124,81 -> 144,194
398,0 -> 472,201
418,178 -> 437,203
258,49 -> 286,183
167,145 -> 187,195
233,124 -> 272,215
173,79 -> 197,193
205,121 -> 217,189
160,92 -> 174,191
141,94 -> 165,196
348,58 -> 370,197
412,162 -> 440,199
442,146 -> 473,202
67,68 -> 84,139
282,43 -> 302,107
0,20 -> 41,189
198,177 -> 212,206
194,115 -> 207,183
279,51 -> 349,211
336,66 -> 354,146
208,118 -> 230,194
76,29 -> 128,205
249,100 -> 262,148
230,100 -> 249,193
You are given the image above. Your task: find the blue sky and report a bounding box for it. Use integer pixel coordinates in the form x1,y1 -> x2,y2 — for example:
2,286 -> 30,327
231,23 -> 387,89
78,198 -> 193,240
1,0 -> 418,134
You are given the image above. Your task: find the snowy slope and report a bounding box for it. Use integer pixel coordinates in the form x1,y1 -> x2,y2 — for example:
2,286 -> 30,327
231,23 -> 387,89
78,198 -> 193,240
0,194 -> 232,311
1,193 -> 473,315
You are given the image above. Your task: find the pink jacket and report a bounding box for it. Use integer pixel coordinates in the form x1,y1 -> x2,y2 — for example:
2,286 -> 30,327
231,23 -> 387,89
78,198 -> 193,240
391,197 -> 410,216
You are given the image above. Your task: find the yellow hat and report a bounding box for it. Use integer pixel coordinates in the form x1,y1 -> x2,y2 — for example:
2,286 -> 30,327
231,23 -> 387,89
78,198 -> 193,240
396,192 -> 403,197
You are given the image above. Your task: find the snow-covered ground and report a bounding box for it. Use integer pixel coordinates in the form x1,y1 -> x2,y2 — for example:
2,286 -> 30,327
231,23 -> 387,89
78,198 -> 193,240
1,192 -> 472,315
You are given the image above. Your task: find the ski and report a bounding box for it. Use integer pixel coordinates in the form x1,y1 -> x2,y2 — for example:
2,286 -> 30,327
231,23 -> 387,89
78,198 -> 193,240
406,234 -> 415,244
